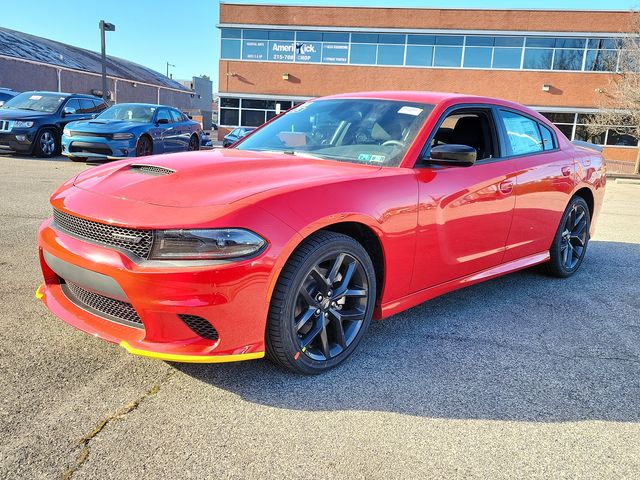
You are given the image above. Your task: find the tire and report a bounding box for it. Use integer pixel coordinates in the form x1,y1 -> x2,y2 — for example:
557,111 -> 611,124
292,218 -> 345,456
187,134 -> 199,151
136,135 -> 153,157
33,128 -> 59,158
266,231 -> 377,374
544,196 -> 590,278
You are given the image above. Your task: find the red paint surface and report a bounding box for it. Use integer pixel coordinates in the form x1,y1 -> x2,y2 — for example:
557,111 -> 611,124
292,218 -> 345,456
38,91 -> 605,359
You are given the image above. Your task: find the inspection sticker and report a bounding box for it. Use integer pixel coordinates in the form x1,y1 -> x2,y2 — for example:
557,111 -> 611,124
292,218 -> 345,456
398,106 -> 423,116
358,153 -> 386,163
29,95 -> 42,100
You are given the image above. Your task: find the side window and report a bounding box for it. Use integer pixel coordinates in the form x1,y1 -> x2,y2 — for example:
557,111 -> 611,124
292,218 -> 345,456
93,100 -> 108,112
538,123 -> 556,150
77,99 -> 96,114
170,110 -> 184,123
499,110 -> 543,155
429,109 -> 496,160
64,99 -> 81,113
156,109 -> 172,123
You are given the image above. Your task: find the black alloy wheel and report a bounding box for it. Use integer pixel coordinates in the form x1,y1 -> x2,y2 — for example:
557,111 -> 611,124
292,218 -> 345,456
545,196 -> 590,277
136,136 -> 153,157
188,134 -> 199,151
266,231 -> 376,374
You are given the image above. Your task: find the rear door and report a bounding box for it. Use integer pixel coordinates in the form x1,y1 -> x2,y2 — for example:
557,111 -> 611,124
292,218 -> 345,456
170,109 -> 190,150
496,109 -> 576,262
411,105 -> 517,291
154,108 -> 178,152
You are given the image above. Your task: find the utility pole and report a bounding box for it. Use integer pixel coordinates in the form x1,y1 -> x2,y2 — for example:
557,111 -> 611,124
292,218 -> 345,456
166,62 -> 175,78
99,20 -> 116,102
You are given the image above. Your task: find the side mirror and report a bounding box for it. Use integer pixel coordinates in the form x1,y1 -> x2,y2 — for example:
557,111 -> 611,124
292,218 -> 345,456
425,144 -> 477,167
157,118 -> 169,125
63,106 -> 77,116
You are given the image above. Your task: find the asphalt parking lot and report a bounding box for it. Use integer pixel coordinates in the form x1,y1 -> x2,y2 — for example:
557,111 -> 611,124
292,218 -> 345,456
0,154 -> 638,479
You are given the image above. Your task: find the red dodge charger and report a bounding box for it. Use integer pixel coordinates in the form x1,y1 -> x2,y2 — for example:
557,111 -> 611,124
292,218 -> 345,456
37,91 -> 605,374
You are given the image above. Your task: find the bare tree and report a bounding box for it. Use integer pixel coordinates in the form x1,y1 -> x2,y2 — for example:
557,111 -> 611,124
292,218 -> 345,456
586,15 -> 640,174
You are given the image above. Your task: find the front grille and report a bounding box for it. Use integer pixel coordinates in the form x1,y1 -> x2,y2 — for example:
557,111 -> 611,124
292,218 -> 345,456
53,209 -> 154,259
178,314 -> 219,340
62,280 -> 143,328
69,131 -> 113,139
0,120 -> 12,133
130,164 -> 175,176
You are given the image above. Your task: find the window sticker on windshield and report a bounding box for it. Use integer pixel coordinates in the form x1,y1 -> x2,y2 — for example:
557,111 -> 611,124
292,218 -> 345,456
358,153 -> 386,163
398,106 -> 423,116
29,95 -> 42,100
292,103 -> 310,113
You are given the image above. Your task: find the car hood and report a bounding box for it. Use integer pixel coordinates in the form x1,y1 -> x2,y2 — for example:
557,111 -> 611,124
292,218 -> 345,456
72,149 -> 381,207
0,109 -> 52,120
66,119 -> 140,132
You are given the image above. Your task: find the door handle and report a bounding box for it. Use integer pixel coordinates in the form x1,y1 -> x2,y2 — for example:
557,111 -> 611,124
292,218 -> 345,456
499,180 -> 514,195
561,166 -> 572,177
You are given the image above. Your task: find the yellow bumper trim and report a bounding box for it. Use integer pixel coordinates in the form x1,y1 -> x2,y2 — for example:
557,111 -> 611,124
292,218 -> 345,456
119,341 -> 265,364
35,284 -> 44,300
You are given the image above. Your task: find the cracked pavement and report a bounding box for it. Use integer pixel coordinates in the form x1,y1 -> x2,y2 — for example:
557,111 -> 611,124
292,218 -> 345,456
0,154 -> 638,479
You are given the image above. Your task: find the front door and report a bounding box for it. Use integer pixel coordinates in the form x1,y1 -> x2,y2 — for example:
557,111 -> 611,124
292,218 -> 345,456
410,106 -> 517,291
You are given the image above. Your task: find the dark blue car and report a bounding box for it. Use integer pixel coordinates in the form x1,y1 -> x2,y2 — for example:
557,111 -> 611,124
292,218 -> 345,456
61,103 -> 202,162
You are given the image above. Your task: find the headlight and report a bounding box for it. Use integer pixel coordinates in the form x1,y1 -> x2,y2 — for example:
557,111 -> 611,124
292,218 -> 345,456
63,128 -> 71,137
149,229 -> 266,260
112,132 -> 134,140
14,120 -> 34,128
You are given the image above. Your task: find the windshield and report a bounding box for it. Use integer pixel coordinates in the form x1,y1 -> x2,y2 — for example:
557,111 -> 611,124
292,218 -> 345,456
97,104 -> 156,123
1,92 -> 66,113
236,99 -> 433,167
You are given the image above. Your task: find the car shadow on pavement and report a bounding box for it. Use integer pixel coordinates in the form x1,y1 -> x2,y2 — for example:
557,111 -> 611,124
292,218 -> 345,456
175,240 -> 640,422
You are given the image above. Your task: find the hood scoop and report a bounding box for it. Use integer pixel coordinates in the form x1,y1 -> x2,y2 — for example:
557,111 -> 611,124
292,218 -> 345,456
129,164 -> 176,176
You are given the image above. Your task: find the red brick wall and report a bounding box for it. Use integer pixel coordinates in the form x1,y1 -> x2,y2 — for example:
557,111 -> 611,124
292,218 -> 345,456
220,5 -> 631,33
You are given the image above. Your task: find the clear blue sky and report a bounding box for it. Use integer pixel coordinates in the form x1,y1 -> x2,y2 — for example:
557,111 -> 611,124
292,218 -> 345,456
1,0 -> 637,92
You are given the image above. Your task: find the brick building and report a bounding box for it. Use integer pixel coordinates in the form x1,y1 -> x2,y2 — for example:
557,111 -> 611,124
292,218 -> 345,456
217,3 -> 636,167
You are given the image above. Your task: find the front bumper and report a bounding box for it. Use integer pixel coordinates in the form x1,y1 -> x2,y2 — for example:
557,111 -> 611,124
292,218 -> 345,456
0,130 -> 35,154
61,135 -> 137,161
37,217 -> 271,362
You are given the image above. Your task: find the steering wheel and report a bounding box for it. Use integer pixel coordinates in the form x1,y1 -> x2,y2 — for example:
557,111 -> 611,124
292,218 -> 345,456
381,140 -> 405,148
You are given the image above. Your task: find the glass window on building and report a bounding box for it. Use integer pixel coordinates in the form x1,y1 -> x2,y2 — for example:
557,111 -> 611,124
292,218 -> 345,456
221,39 -> 241,59
406,46 -> 433,66
350,43 -> 377,64
523,48 -> 553,69
241,109 -> 267,127
463,47 -> 492,68
434,46 -> 462,67
492,48 -> 522,68
553,49 -> 584,70
585,49 -> 618,71
220,109 -> 239,126
377,44 -> 404,65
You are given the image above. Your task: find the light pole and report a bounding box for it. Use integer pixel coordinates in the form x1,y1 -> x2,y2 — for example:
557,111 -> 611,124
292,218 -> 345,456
166,62 -> 176,78
99,20 -> 115,102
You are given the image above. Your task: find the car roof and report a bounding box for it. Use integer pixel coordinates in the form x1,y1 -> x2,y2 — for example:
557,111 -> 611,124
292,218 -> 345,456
318,90 -> 549,124
109,102 -> 177,109
320,90 -> 529,110
19,91 -> 102,100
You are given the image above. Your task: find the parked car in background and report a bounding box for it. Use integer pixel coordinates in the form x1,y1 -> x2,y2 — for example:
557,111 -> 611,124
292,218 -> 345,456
0,91 -> 108,157
222,126 -> 255,147
37,91 -> 605,374
0,87 -> 19,107
61,103 -> 202,162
